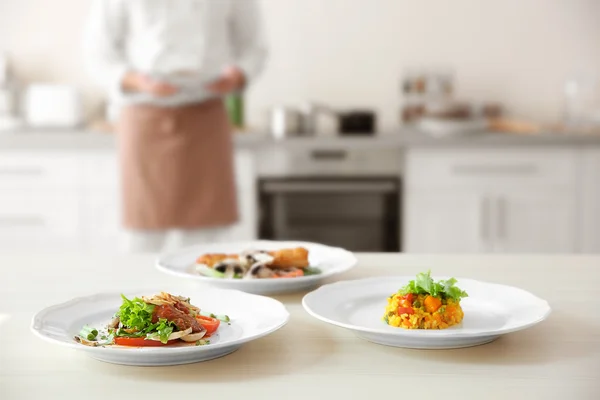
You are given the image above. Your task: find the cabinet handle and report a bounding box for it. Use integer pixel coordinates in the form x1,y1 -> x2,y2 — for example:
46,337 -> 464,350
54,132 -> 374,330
262,180 -> 397,194
0,167 -> 44,176
452,164 -> 537,175
310,150 -> 348,160
0,216 -> 45,226
480,196 -> 491,241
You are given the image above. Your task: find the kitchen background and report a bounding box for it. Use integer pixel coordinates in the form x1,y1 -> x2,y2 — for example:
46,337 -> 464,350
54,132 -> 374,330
1,0 -> 600,254
1,0 -> 600,128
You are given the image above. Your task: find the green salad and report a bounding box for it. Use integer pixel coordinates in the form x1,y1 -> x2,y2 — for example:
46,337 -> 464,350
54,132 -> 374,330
74,292 -> 230,348
397,270 -> 468,301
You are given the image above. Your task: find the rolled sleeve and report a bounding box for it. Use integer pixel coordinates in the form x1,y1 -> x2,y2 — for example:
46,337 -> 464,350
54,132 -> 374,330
229,0 -> 268,85
83,0 -> 129,97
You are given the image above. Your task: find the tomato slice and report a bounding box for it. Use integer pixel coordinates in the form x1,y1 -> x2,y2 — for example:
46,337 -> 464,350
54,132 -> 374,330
196,315 -> 220,336
396,307 -> 415,316
114,337 -> 179,347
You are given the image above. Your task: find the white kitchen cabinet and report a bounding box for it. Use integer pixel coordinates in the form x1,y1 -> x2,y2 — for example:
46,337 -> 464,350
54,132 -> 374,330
580,149 -> 600,253
227,150 -> 258,241
404,189 -> 490,253
0,148 -> 258,252
0,152 -> 83,251
492,191 -> 576,253
404,148 -> 579,254
0,189 -> 82,250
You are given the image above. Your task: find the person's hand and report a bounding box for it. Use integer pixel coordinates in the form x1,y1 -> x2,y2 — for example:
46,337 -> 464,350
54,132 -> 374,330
206,66 -> 246,95
122,71 -> 178,97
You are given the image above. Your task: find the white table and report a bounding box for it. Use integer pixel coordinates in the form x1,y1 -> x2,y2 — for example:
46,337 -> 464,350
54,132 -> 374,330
1,253 -> 599,399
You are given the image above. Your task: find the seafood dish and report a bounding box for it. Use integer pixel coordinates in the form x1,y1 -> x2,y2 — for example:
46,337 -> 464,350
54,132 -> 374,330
195,247 -> 321,279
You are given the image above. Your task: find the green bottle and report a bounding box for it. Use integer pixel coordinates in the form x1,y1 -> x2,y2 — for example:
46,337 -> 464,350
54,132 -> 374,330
225,92 -> 244,130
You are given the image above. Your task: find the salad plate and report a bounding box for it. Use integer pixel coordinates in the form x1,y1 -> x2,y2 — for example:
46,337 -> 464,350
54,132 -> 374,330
302,275 -> 551,349
155,240 -> 357,295
31,287 -> 289,366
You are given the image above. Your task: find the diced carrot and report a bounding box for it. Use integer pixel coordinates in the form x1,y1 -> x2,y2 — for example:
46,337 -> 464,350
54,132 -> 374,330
445,305 -> 458,318
424,295 -> 442,313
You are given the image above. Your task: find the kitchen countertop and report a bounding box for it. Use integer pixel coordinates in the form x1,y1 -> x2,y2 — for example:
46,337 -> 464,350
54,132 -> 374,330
2,128 -> 600,151
2,252 -> 599,399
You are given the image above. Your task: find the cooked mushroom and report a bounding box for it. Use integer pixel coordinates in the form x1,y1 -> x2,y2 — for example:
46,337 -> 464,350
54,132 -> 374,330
108,316 -> 120,329
244,262 -> 275,279
214,261 -> 246,278
74,336 -> 98,347
179,327 -> 207,342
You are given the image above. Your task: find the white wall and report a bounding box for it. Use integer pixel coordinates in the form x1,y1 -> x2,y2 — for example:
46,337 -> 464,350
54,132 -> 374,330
1,0 -> 600,131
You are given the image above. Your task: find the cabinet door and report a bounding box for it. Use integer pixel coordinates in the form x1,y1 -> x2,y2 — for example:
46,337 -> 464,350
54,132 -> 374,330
403,189 -> 490,253
227,150 -> 257,241
0,190 -> 82,251
494,190 -> 576,253
581,150 -> 600,253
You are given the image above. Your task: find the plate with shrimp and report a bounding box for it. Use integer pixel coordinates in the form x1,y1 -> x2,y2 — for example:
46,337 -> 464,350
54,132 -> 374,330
155,240 -> 357,294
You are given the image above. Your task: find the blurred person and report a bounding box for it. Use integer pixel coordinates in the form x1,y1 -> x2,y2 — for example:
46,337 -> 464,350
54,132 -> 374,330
83,0 -> 267,252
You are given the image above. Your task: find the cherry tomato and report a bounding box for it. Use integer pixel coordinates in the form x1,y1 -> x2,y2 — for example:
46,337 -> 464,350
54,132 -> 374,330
195,315 -> 221,336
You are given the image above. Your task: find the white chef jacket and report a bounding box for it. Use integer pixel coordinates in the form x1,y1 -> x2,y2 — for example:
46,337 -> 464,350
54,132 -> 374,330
83,0 -> 267,114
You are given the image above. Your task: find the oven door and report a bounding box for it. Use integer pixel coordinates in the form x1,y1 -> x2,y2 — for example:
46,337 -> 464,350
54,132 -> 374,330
259,177 -> 401,252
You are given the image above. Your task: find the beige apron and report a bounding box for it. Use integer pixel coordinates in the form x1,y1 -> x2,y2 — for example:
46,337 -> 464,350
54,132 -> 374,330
116,99 -> 238,230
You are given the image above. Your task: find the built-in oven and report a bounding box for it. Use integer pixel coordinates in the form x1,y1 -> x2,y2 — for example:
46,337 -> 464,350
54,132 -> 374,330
258,175 -> 401,252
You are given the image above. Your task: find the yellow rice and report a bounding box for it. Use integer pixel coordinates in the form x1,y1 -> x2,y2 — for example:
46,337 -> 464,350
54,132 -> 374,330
384,293 -> 464,330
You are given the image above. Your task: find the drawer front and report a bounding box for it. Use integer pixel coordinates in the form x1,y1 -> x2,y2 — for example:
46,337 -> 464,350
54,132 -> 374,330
0,191 -> 81,242
256,148 -> 403,177
81,192 -> 121,238
0,153 -> 82,189
406,148 -> 578,187
81,154 -> 120,189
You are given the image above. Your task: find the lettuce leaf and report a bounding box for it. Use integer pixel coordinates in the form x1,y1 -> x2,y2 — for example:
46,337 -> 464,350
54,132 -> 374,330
398,271 -> 468,301
155,320 -> 174,344
117,295 -> 175,343
118,295 -> 155,331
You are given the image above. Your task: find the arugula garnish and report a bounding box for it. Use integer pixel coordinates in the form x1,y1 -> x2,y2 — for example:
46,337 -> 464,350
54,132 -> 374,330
398,271 -> 468,301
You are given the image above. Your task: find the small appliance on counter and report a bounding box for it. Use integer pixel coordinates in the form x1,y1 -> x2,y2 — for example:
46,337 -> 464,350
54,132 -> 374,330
0,52 -> 23,132
23,84 -> 83,129
338,110 -> 376,135
267,101 -> 377,138
268,106 -> 303,140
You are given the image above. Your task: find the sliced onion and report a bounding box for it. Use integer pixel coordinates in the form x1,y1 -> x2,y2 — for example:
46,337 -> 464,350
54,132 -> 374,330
142,297 -> 174,306
180,329 -> 207,342
146,327 -> 192,342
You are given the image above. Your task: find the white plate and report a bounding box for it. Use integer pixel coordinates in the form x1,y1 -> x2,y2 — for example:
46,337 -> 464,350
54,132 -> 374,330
155,240 -> 357,295
31,287 -> 289,366
302,276 -> 551,349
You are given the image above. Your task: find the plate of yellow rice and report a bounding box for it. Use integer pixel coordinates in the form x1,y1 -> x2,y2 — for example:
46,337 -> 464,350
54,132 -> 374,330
302,271 -> 551,349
